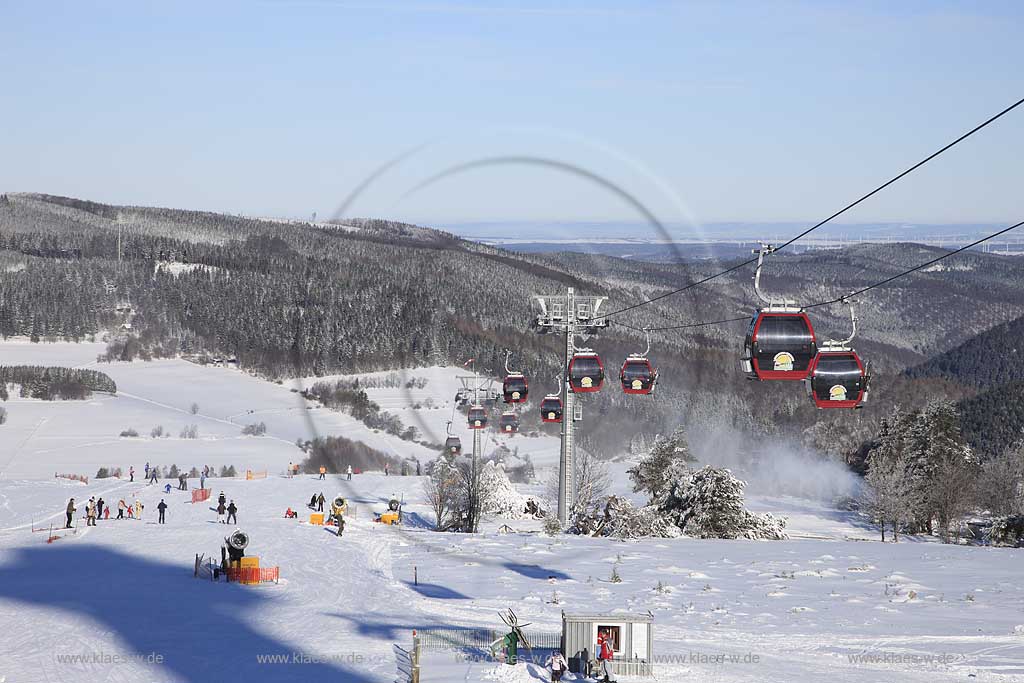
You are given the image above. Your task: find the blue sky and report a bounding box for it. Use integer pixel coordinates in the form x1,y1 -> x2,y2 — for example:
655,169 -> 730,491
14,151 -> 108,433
1,1 -> 1022,234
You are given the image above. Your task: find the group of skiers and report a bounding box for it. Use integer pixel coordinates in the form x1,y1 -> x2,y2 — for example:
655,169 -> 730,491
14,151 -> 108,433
64,497 -> 144,527
215,491 -> 238,524
142,462 -> 213,489
308,492 -> 326,512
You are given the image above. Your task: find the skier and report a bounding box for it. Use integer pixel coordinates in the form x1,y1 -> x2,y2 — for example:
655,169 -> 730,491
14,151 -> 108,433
218,491 -> 226,507
318,466 -> 326,480
144,462 -> 150,479
104,506 -> 110,520
86,497 -> 97,527
65,498 -> 76,528
129,466 -> 135,482
216,500 -> 226,524
96,497 -> 105,519
330,497 -> 346,537
117,499 -> 127,519
164,483 -> 172,494
200,471 -> 206,490
346,464 -> 353,481
288,462 -> 294,478
309,493 -> 318,510
149,468 -> 158,485
596,633 -> 615,682
157,499 -> 167,524
134,500 -> 143,520
317,493 -> 325,513
226,500 -> 238,525
384,463 -> 389,477
545,651 -> 568,682
416,460 -> 421,476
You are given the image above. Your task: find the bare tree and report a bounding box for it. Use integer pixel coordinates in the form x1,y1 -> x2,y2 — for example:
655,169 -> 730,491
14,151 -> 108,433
976,447 -> 1024,516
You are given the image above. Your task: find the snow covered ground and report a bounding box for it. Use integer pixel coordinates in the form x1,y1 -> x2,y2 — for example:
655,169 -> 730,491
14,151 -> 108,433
1,342 -> 1023,682
0,340 -> 560,480
1,472 -> 1023,683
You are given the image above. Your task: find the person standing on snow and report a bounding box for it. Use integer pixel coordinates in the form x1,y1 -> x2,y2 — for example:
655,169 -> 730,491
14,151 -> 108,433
134,500 -> 143,520
226,500 -> 238,525
129,466 -> 134,483
200,471 -> 206,490
86,497 -> 97,527
149,468 -> 158,485
384,463 -> 389,477
216,500 -> 226,524
96,498 -> 105,520
317,493 -> 325,513
545,651 -> 568,682
218,491 -> 226,507
596,633 -> 615,682
144,462 -> 149,478
346,464 -> 352,481
157,499 -> 168,524
318,466 -> 326,480
65,498 -> 77,528
117,499 -> 127,519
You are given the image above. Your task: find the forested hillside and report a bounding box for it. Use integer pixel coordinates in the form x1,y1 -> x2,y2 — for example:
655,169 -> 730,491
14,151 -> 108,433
3,192 -> 1024,459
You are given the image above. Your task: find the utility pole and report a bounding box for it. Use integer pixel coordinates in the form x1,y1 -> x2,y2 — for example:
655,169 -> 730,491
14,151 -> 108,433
532,287 -> 607,526
457,371 -> 495,533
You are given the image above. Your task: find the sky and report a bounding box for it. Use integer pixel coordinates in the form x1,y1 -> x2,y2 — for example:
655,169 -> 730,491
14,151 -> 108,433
1,1 -> 1022,237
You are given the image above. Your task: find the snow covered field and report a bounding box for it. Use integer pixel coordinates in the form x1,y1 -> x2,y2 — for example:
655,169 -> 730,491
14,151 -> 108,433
1,472 -> 1023,683
0,340 -> 560,480
1,342 -> 1023,682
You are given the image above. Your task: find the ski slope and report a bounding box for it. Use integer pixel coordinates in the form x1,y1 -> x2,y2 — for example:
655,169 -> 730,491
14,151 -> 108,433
0,471 -> 1023,682
0,340 -> 560,480
1,342 -> 1023,682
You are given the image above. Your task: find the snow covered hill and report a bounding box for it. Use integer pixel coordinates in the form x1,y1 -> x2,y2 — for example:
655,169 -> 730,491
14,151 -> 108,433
1,472 -> 1023,683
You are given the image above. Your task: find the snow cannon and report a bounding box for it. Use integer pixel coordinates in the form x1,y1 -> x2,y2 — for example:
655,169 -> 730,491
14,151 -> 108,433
376,497 -> 401,525
224,529 -> 249,564
329,496 -> 348,531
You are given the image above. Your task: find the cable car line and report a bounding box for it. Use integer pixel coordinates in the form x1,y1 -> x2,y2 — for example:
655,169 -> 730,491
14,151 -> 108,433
634,219 -> 1024,332
600,95 -> 1024,320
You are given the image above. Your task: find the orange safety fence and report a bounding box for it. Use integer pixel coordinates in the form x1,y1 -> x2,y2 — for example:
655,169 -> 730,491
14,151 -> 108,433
191,488 -> 212,504
55,473 -> 89,484
245,470 -> 268,480
225,566 -> 280,584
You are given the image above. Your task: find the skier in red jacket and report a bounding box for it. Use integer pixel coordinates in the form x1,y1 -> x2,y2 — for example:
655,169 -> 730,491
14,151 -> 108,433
596,633 -> 615,682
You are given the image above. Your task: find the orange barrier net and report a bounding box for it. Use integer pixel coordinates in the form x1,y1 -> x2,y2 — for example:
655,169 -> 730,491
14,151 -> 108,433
225,566 -> 279,584
191,488 -> 212,504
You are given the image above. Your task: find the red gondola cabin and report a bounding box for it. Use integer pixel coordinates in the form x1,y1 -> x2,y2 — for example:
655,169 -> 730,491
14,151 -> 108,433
467,405 -> 488,429
805,349 -> 868,409
741,309 -> 817,381
620,356 -> 657,395
503,373 -> 528,403
568,351 -> 604,393
540,395 -> 563,423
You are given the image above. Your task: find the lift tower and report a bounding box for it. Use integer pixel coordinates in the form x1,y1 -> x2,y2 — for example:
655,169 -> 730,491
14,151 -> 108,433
532,288 -> 608,526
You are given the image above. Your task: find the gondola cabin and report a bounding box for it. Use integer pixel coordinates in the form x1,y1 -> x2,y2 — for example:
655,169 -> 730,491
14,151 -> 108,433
568,351 -> 604,393
503,373 -> 529,403
741,309 -> 817,381
467,405 -> 488,429
540,395 -> 563,423
806,349 -> 868,409
444,436 -> 462,455
620,356 -> 657,395
498,411 -> 520,434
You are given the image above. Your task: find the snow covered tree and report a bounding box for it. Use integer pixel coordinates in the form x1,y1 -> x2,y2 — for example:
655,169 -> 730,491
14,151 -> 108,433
863,449 -> 922,542
426,454 -> 460,531
628,426 -> 696,501
976,447 -> 1024,516
659,466 -> 749,539
923,401 -> 977,542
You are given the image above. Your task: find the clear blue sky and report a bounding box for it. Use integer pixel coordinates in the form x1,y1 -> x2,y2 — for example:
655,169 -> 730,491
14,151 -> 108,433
2,1 -> 1022,232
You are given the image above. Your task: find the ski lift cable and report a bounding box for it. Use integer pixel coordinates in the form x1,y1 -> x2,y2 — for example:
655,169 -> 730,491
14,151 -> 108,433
641,218 -> 1024,331
601,95 -> 1024,320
